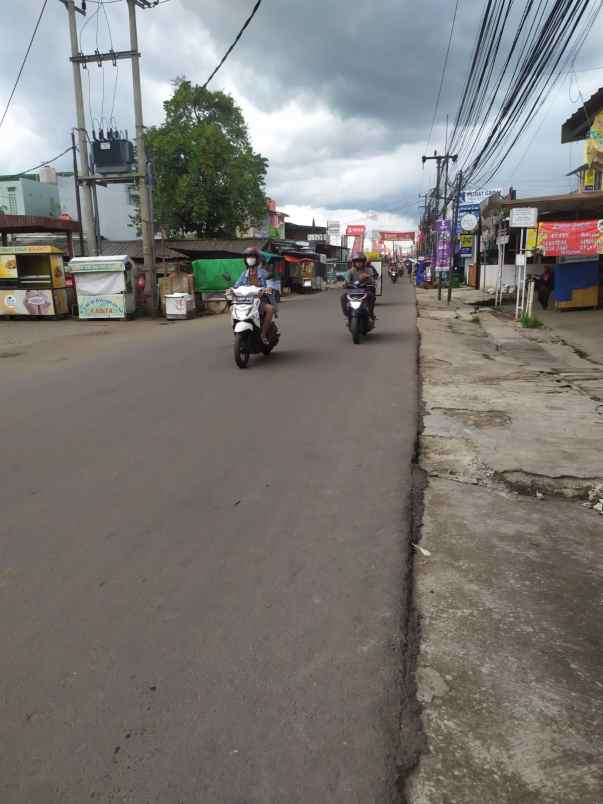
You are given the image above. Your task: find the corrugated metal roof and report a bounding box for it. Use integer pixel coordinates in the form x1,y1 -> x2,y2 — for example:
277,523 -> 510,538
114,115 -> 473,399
98,240 -> 184,260
0,214 -> 81,234
561,86 -> 603,144
169,238 -> 267,255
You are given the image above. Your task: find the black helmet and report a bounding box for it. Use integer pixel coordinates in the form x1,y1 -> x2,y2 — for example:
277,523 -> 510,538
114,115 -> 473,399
351,251 -> 367,264
243,246 -> 262,265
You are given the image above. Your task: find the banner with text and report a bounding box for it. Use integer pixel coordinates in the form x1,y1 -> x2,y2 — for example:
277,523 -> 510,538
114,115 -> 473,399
378,231 -> 415,241
346,224 -> 366,255
435,219 -> 452,270
537,220 -> 603,257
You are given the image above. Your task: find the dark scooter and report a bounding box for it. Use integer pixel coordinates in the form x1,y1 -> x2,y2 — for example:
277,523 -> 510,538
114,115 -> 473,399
342,281 -> 375,344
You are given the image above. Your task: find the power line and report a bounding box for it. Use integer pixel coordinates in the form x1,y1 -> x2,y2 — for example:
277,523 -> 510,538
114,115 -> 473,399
202,0 -> 264,89
98,0 -> 120,125
425,0 -> 461,152
448,0 -> 603,190
0,0 -> 49,133
10,146 -> 74,179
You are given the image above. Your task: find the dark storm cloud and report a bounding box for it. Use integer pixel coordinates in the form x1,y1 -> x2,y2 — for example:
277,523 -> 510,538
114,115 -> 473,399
2,1 -> 602,215
182,0 -> 478,142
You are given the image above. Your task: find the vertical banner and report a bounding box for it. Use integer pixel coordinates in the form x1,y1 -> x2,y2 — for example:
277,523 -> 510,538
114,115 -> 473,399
346,224 -> 366,255
435,219 -> 452,269
327,220 -> 341,246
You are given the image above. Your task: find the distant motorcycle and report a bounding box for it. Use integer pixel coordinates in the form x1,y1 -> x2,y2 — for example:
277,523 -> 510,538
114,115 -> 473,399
227,286 -> 280,368
342,281 -> 375,344
389,267 -> 398,283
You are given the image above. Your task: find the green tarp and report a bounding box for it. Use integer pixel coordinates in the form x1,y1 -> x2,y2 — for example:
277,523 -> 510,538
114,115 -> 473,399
192,258 -> 245,293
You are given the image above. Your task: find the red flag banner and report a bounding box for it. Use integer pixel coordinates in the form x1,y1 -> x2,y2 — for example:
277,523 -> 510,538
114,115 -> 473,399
379,231 -> 415,242
537,220 -> 603,256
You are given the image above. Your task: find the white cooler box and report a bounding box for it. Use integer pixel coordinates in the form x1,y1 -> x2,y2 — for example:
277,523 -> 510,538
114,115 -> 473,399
165,292 -> 195,319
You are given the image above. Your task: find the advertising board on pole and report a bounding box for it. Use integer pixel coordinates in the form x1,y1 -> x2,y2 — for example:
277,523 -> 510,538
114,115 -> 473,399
345,224 -> 366,254
509,207 -> 538,229
459,234 -> 474,256
327,220 -> 341,246
435,219 -> 451,269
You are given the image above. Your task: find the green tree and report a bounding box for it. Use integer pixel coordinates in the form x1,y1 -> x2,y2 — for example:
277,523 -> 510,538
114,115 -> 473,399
145,79 -> 268,238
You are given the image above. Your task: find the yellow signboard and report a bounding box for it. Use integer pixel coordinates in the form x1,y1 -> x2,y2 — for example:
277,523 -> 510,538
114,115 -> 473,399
0,254 -> 17,279
583,168 -> 596,193
0,245 -> 63,255
50,255 -> 66,288
526,228 -> 538,250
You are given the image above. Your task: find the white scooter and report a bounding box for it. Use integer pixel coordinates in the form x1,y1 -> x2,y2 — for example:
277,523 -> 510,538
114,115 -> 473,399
227,286 -> 280,369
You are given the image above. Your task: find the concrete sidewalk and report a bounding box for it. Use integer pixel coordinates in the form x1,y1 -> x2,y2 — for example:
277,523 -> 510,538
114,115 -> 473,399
408,287 -> 603,804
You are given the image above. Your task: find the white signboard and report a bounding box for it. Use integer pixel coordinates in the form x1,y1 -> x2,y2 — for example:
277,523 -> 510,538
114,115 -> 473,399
460,212 -> 479,232
307,233 -> 327,242
460,189 -> 502,204
327,220 -> 341,246
509,207 -> 538,229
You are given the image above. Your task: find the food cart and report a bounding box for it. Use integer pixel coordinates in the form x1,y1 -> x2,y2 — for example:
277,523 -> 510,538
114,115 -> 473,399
0,245 -> 69,317
285,256 -> 323,292
69,255 -> 135,320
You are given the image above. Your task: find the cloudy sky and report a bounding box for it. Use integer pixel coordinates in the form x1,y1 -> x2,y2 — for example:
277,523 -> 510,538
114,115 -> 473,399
1,0 -> 603,233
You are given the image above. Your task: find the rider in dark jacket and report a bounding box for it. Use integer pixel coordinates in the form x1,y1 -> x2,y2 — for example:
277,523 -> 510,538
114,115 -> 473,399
341,252 -> 378,318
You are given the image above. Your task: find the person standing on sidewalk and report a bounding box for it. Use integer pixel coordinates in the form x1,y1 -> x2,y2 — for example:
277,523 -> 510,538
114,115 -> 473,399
537,266 -> 554,310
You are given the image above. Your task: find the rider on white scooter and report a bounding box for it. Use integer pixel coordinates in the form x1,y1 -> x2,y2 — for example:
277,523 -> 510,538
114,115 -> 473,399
234,247 -> 275,346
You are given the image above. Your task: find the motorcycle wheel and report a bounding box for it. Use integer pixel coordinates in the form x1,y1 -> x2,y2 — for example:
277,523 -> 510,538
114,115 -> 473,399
350,317 -> 361,344
234,333 -> 250,368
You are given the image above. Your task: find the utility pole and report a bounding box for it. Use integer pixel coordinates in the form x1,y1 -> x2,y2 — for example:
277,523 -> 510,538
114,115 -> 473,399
422,150 -> 458,300
448,170 -> 463,304
62,0 -> 157,312
63,0 -> 96,256
70,130 -> 85,257
127,0 -> 156,313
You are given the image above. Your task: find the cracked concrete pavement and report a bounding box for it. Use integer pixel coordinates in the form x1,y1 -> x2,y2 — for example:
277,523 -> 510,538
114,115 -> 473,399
407,288 -> 603,804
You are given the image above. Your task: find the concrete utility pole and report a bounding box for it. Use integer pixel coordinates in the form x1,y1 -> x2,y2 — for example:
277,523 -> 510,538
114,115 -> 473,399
64,0 -> 96,256
448,170 -> 463,304
421,150 -> 458,300
127,0 -> 156,313
62,0 -> 157,311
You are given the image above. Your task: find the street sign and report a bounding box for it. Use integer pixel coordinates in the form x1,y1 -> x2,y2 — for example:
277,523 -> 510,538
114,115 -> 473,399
460,233 -> 473,256
460,212 -> 479,232
509,207 -> 538,229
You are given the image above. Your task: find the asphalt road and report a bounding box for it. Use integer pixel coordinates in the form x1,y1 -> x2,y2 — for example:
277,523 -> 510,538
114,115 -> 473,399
0,278 -> 417,803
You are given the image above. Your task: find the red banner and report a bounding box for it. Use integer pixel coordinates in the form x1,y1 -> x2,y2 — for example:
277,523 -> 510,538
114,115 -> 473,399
379,231 -> 415,242
345,224 -> 365,237
537,220 -> 602,256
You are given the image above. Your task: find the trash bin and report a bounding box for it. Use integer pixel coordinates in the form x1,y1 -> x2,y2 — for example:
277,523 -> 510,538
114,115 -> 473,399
165,292 -> 195,319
